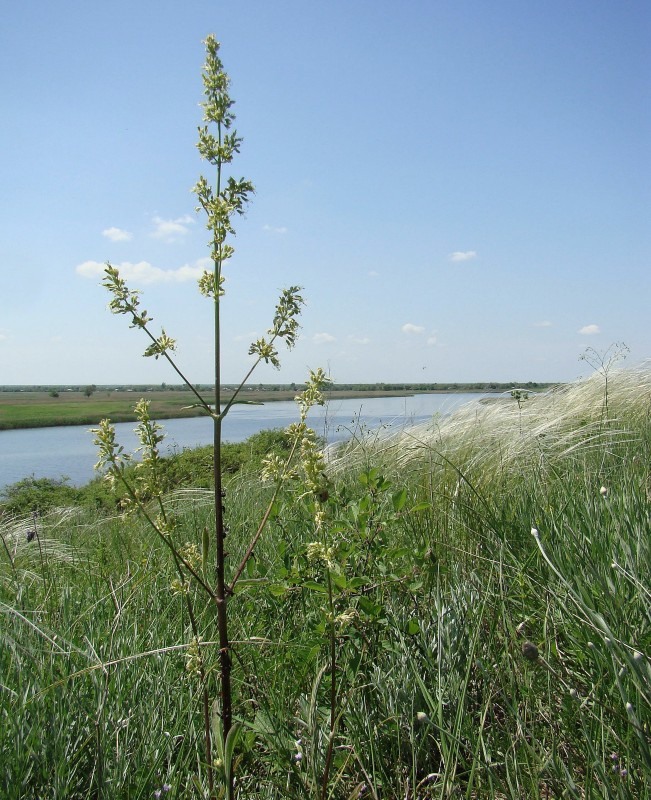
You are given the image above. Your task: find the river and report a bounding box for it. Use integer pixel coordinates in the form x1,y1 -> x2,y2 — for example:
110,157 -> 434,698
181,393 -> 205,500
0,393 -> 484,491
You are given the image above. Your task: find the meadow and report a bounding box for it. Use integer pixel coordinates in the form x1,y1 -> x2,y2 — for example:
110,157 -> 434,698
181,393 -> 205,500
1,366 -> 649,798
0,387 -> 483,431
0,389 -> 213,430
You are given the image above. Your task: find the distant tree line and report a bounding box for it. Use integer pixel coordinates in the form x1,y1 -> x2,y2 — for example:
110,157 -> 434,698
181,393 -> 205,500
323,381 -> 555,392
0,381 -> 557,394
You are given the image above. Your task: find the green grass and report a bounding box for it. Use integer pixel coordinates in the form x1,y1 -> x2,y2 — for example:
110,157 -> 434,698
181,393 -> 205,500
0,390 -> 210,430
1,368 -> 649,798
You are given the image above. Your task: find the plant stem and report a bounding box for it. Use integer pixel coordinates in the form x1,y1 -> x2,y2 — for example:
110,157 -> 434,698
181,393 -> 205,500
321,569 -> 337,800
212,121 -> 234,800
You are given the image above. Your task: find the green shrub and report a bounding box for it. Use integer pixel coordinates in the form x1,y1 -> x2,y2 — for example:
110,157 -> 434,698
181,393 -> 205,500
0,476 -> 81,516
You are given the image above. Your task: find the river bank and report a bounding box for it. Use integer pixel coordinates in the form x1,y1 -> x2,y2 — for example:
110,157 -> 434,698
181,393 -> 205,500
0,385 -> 542,431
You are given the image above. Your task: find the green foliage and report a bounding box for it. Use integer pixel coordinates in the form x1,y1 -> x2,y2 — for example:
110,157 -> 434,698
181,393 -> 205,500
0,476 -> 81,516
160,428 -> 298,487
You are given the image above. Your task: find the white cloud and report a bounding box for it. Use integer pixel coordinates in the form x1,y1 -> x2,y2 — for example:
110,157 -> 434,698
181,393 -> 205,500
427,335 -> 438,346
401,323 -> 425,335
102,226 -> 133,242
449,250 -> 477,262
151,214 -> 194,241
368,270 -> 379,278
76,260 -> 204,285
0,333 -> 8,342
579,324 -> 600,336
533,320 -> 552,328
313,332 -> 336,344
348,335 -> 370,345
262,224 -> 288,234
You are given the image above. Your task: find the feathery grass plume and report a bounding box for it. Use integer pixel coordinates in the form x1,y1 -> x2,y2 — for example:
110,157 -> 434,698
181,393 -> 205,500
330,364 -> 651,485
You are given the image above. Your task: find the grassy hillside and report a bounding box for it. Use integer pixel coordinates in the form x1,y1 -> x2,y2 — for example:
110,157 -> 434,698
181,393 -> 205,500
1,368 -> 649,798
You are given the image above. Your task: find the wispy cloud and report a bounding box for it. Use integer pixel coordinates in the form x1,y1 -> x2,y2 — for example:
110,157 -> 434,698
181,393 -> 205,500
533,320 -> 552,328
427,335 -> 438,346
348,335 -> 370,345
401,323 -> 425,335
76,260 -> 203,285
368,270 -> 379,278
102,226 -> 133,242
151,214 -> 194,242
449,250 -> 477,262
262,224 -> 288,234
579,324 -> 600,335
0,332 -> 9,342
313,332 -> 336,344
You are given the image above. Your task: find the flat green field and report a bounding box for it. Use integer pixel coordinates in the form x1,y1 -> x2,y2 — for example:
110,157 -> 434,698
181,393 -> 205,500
0,388 -> 425,430
0,390 -> 206,430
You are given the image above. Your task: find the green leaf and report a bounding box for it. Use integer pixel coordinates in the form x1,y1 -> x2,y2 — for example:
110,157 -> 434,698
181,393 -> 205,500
267,583 -> 288,598
407,618 -> 421,636
358,596 -> 383,618
332,573 -> 347,591
232,578 -> 266,594
303,580 -> 328,594
348,576 -> 370,589
392,488 -> 408,512
223,723 -> 242,787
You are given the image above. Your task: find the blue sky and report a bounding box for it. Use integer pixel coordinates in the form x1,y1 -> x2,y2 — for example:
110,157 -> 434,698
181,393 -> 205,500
1,1 -> 649,385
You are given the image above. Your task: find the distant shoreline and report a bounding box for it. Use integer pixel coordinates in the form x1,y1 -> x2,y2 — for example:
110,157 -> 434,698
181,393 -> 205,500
0,384 -> 557,431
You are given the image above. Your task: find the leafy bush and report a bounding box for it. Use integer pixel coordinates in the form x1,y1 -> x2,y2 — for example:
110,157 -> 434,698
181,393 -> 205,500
0,476 -> 81,516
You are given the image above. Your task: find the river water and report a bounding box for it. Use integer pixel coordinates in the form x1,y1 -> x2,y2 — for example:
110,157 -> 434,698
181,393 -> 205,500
0,393 -> 484,491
